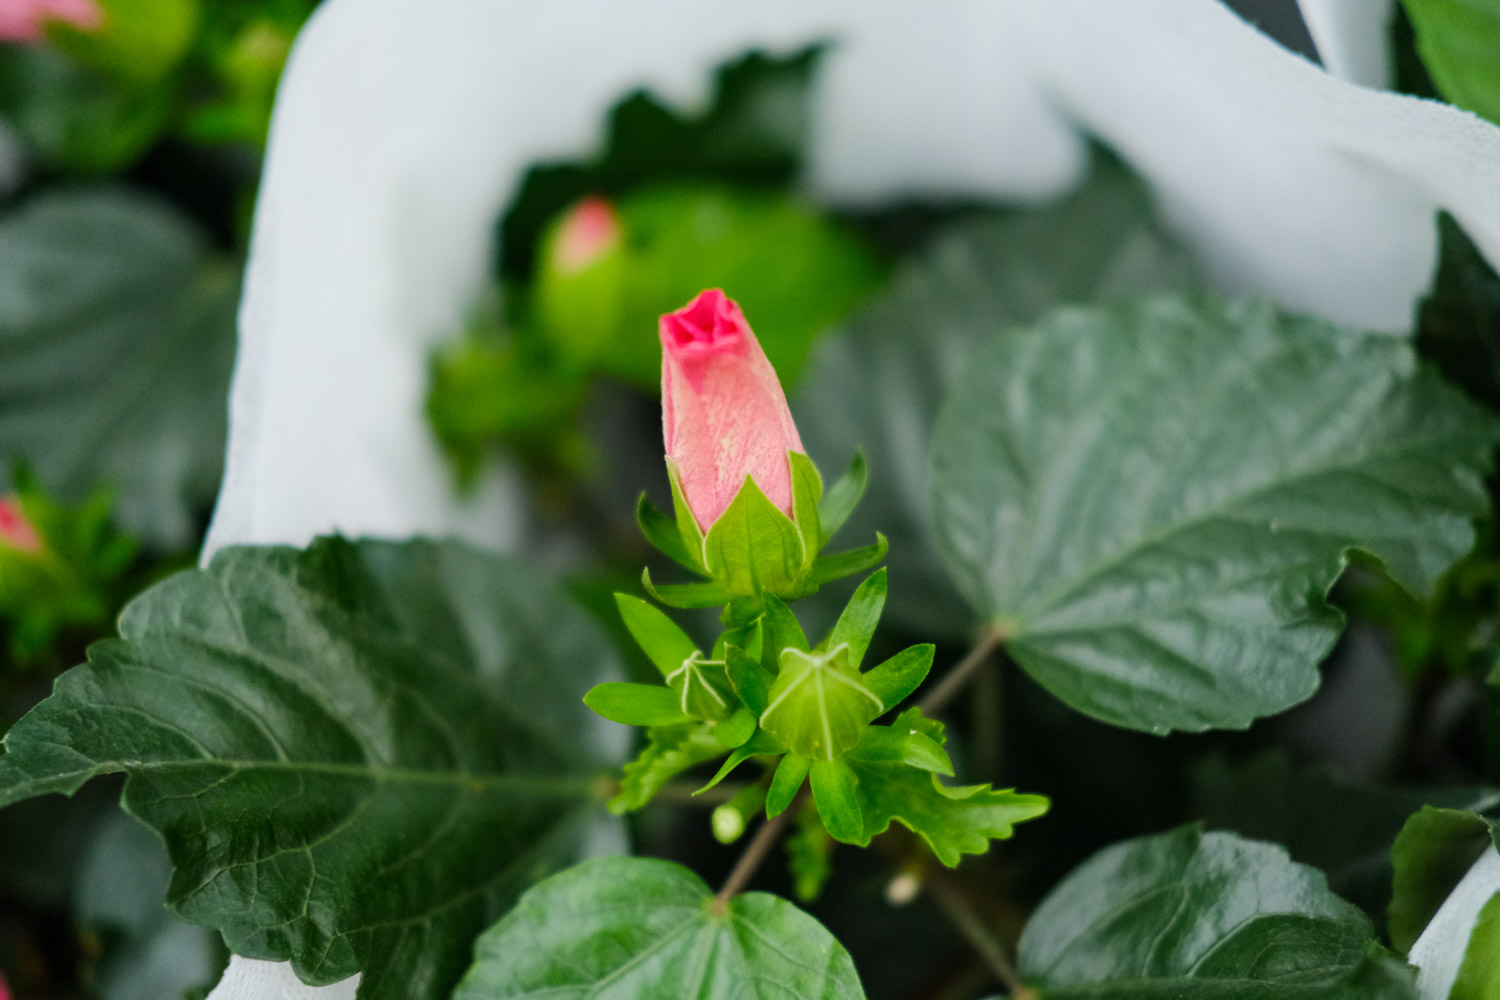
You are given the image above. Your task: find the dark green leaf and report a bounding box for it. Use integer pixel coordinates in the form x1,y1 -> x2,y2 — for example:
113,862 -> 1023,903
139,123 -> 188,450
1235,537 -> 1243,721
1389,806 -> 1500,953
1417,214 -> 1500,411
1402,0 -> 1500,125
0,188 -> 239,549
796,150 -> 1198,636
826,569 -> 886,668
610,720 -> 725,814
1019,825 -> 1419,999
862,645 -> 935,713
453,856 -> 866,1000
931,295 -> 1499,733
0,537 -> 625,1000
841,711 -> 1047,866
818,451 -> 868,547
809,758 -> 862,843
583,682 -> 689,726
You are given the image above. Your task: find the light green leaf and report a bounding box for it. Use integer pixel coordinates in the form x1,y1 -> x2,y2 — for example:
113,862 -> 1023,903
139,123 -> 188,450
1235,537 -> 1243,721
818,451 -> 868,547
1403,0 -> 1500,126
761,646 -> 883,761
611,720 -> 725,815
796,151 -> 1198,636
0,537 -> 626,1000
725,644 -> 775,716
1388,806 -> 1500,953
841,710 -> 1047,866
583,682 -> 690,726
713,704 -> 757,748
931,295 -> 1499,734
0,188 -> 238,548
768,754 -> 811,818
1019,825 -> 1419,1000
762,594 -> 810,658
697,729 -> 783,796
1453,891 -> 1500,1000
613,593 -> 701,678
862,645 -> 935,713
454,856 -> 867,999
809,758 -> 862,843
804,533 -> 889,589
703,475 -> 805,597
826,569 -> 886,668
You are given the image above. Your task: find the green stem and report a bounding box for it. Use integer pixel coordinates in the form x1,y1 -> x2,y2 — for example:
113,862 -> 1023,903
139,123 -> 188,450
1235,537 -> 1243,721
919,627 -> 1008,716
925,872 -> 1034,999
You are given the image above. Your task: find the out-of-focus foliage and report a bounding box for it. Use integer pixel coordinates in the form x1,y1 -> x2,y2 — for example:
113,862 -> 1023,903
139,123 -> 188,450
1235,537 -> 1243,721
1402,0 -> 1500,126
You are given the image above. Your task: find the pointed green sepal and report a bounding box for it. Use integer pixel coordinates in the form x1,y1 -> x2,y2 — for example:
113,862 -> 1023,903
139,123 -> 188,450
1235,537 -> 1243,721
664,458 -> 707,573
614,593 -> 700,678
818,451 -> 869,546
767,753 -> 811,817
726,644 -> 776,716
761,644 -> 884,760
696,729 -> 785,796
712,704 -> 757,748
810,757 -> 863,843
641,568 -> 732,609
789,450 -> 824,571
826,568 -> 887,668
863,644 -> 935,712
636,493 -> 700,573
583,682 -> 691,727
702,475 -> 805,597
761,594 -> 810,666
805,532 -> 888,588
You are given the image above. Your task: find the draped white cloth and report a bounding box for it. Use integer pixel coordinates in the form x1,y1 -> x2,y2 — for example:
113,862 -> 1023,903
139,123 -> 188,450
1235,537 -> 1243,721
203,1 -> 1500,995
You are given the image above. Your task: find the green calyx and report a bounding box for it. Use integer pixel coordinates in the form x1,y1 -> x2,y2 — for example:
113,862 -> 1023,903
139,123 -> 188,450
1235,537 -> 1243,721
639,450 -> 887,617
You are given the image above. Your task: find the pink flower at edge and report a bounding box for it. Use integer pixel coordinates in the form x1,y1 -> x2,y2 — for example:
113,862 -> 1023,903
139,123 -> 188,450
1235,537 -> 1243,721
0,0 -> 103,44
0,496 -> 42,554
660,289 -> 805,532
0,968 -> 11,1000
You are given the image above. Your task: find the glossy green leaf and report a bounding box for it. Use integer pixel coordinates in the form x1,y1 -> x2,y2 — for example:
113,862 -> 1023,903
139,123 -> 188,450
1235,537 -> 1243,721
0,188 -> 238,548
796,151 -> 1198,636
453,856 -> 866,1000
861,645 -> 935,713
818,451 -> 868,547
1019,825 -> 1419,1000
610,720 -> 725,814
809,758 -> 862,843
1453,891 -> 1500,1000
0,537 -> 626,1000
583,682 -> 689,726
827,569 -> 886,668
1389,807 -> 1500,953
762,646 -> 884,761
841,710 -> 1047,865
1402,0 -> 1500,125
703,476 -> 805,597
931,295 -> 1499,733
768,754 -> 811,818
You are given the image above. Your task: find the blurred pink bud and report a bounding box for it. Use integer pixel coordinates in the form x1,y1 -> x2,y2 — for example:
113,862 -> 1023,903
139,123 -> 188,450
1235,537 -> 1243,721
553,196 -> 622,275
0,968 -> 10,1000
0,0 -> 103,43
660,289 -> 804,531
0,496 -> 41,554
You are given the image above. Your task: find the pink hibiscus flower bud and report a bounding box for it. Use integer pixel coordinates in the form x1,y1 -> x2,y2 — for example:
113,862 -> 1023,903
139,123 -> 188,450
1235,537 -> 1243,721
0,0 -> 102,43
660,289 -> 804,532
552,196 -> 622,275
0,496 -> 41,554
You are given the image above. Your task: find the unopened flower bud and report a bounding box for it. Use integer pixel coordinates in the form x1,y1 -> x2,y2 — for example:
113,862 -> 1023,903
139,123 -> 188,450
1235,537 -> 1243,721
0,496 -> 42,554
0,0 -> 101,42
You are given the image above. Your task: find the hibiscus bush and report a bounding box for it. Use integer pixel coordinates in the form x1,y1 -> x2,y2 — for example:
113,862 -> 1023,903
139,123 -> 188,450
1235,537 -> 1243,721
6,4 -> 1500,1000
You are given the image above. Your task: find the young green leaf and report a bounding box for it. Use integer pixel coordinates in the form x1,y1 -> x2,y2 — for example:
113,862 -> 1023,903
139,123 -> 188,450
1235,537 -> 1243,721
768,754 -> 811,818
818,451 -> 869,546
702,475 -> 805,597
0,537 -> 627,1000
826,568 -> 887,667
725,644 -> 775,716
583,682 -> 690,726
610,720 -> 726,815
453,857 -> 866,999
713,704 -> 757,748
809,758 -> 863,844
761,645 -> 884,761
862,644 -> 935,713
931,295 -> 1500,734
636,492 -> 699,572
1018,826 -> 1419,1000
1402,0 -> 1500,126
614,592 -> 701,675
761,594 -> 810,658
1389,806 -> 1500,954
804,533 -> 889,588
697,729 -> 783,796
841,713 -> 1047,866
640,568 -> 731,609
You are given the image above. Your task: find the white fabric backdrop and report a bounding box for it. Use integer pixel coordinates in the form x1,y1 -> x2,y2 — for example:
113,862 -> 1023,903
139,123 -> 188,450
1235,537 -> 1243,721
203,1 -> 1500,996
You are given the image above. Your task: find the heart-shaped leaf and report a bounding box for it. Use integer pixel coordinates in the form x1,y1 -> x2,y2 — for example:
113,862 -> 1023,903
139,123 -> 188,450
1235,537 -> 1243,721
0,537 -> 626,1000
